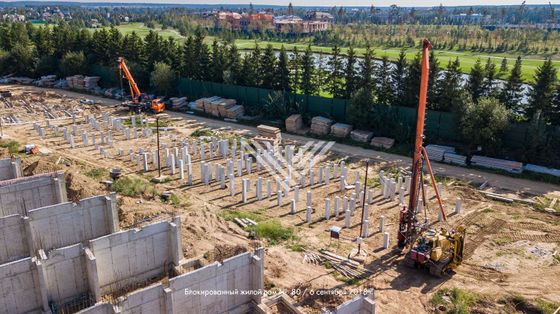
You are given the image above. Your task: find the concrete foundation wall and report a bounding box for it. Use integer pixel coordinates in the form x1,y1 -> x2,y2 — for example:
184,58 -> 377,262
0,157 -> 22,180
89,218 -> 182,296
0,171 -> 67,217
29,194 -> 119,253
41,244 -> 90,304
330,294 -> 376,314
119,283 -> 166,313
0,214 -> 28,264
168,247 -> 264,314
76,303 -> 114,314
0,257 -> 47,314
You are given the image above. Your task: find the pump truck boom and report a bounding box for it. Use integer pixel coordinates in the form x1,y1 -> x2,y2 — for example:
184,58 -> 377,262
397,40 -> 466,277
117,57 -> 165,114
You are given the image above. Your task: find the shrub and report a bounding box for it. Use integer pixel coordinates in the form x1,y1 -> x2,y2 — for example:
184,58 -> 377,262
112,176 -> 156,198
248,220 -> 294,245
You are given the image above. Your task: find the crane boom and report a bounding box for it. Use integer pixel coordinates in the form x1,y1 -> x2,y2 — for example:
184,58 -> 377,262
117,57 -> 142,104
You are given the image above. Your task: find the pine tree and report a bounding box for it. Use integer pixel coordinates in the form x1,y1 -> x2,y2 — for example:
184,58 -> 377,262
391,49 -> 407,107
482,58 -> 497,97
275,45 -> 290,91
210,40 -> 224,83
344,46 -> 357,99
402,52 -> 421,107
300,45 -> 317,95
327,45 -> 344,98
527,58 -> 558,121
225,44 -> 242,85
182,35 -> 195,78
498,57 -> 508,77
290,47 -> 301,93
359,45 -> 375,94
260,44 -> 277,89
551,86 -> 560,126
248,44 -> 262,86
435,57 -> 464,112
427,50 -> 440,110
376,56 -> 394,106
467,58 -> 485,103
499,56 -> 523,112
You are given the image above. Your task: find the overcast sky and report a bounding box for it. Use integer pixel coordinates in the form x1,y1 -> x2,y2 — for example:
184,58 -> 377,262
11,0 -> 560,6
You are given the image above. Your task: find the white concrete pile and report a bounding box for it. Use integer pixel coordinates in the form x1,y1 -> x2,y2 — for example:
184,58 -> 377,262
371,137 -> 395,149
471,155 -> 523,174
34,75 -> 57,87
66,75 -> 85,89
310,116 -> 333,136
330,123 -> 353,138
170,97 -> 188,110
285,114 -> 304,133
443,152 -> 467,166
350,130 -> 373,143
426,144 -> 455,162
255,124 -> 282,146
84,76 -> 100,89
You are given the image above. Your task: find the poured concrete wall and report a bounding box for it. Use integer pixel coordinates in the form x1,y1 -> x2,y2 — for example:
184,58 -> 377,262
0,171 -> 66,217
28,194 -> 119,253
0,214 -> 28,264
77,303 -> 114,314
89,217 -> 183,296
330,294 -> 376,314
0,157 -> 22,180
167,247 -> 264,314
0,194 -> 118,265
0,257 -> 48,314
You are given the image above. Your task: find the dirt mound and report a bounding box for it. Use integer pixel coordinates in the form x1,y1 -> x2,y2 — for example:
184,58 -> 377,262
204,244 -> 248,263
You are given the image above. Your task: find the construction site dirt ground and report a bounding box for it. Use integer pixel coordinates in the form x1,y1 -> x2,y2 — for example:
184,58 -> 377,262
2,84 -> 560,314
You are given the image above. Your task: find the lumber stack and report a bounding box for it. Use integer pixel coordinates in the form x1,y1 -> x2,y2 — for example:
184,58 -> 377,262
194,96 -> 239,118
426,144 -> 455,162
471,155 -> 523,174
330,123 -> 353,138
66,75 -> 85,89
255,124 -> 282,147
350,130 -> 373,143
310,116 -> 333,136
84,76 -> 100,90
303,250 -> 372,279
169,97 -> 188,110
370,137 -> 395,149
285,114 -> 303,133
224,105 -> 244,119
443,152 -> 467,166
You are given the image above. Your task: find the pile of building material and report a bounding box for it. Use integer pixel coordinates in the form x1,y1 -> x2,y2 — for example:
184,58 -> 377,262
233,217 -> 258,229
426,144 -> 455,162
84,76 -> 100,90
304,250 -> 372,279
224,105 -> 244,119
169,97 -> 188,110
370,137 -> 395,149
66,75 -> 85,89
443,152 -> 467,166
310,116 -> 333,136
285,114 -> 304,133
193,96 -> 240,118
471,155 -> 523,174
255,124 -> 282,147
34,75 -> 57,87
330,123 -> 353,138
524,164 -> 560,177
350,130 -> 373,143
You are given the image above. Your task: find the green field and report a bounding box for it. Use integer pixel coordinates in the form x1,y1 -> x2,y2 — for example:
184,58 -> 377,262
99,23 -> 560,82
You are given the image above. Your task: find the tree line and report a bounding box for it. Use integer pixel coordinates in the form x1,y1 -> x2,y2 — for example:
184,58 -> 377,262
0,21 -> 559,167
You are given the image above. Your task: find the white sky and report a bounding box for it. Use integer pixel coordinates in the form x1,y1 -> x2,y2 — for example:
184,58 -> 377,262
13,0 -> 560,6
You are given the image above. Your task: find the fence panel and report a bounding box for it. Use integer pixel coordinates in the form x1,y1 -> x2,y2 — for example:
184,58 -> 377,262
307,95 -> 333,118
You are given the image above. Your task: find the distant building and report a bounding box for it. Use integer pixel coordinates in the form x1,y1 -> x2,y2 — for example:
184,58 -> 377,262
1,14 -> 25,22
304,11 -> 334,23
214,11 -> 328,34
215,11 -> 273,32
274,15 -> 329,33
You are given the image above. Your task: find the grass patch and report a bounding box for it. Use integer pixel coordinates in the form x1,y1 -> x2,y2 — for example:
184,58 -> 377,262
84,167 -> 106,181
191,128 -> 214,137
112,175 -> 157,198
535,298 -> 560,314
289,243 -> 305,252
431,288 -> 480,314
248,220 -> 294,245
0,140 -> 20,154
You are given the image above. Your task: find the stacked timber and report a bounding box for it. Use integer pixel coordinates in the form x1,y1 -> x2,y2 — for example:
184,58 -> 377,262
194,98 -> 207,112
471,155 -> 523,174
443,152 -> 467,166
66,75 -> 85,89
330,123 -> 353,138
34,75 -> 57,87
350,130 -> 373,143
370,137 -> 395,149
84,76 -> 100,90
169,97 -> 188,110
425,144 -> 455,162
285,114 -> 303,133
224,105 -> 244,119
255,124 -> 282,147
310,116 -> 333,136
194,96 -> 239,118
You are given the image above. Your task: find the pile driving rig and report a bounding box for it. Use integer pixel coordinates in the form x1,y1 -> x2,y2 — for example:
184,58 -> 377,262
117,57 -> 165,114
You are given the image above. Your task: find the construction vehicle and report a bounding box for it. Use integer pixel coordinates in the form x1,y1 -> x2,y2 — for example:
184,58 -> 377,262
397,40 -> 466,277
117,57 -> 165,114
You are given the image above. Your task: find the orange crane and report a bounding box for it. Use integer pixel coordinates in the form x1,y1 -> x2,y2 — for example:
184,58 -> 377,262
397,40 -> 466,277
117,57 -> 165,114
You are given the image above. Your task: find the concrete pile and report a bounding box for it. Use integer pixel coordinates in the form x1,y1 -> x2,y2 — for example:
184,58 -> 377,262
255,124 -> 282,146
285,114 -> 304,133
310,116 -> 333,136
330,122 -> 353,138
84,76 -> 101,89
371,137 -> 395,149
350,130 -> 373,143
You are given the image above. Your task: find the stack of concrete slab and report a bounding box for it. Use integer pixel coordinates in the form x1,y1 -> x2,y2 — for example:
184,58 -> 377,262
255,124 -> 282,146
310,116 -> 333,136
524,164 -> 560,177
330,123 -> 353,138
471,155 -> 523,174
426,144 -> 455,162
371,137 -> 395,149
170,97 -> 188,110
224,105 -> 244,119
285,114 -> 304,134
443,152 -> 467,166
34,75 -> 57,87
350,130 -> 374,143
66,75 -> 85,89
84,76 -> 100,90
